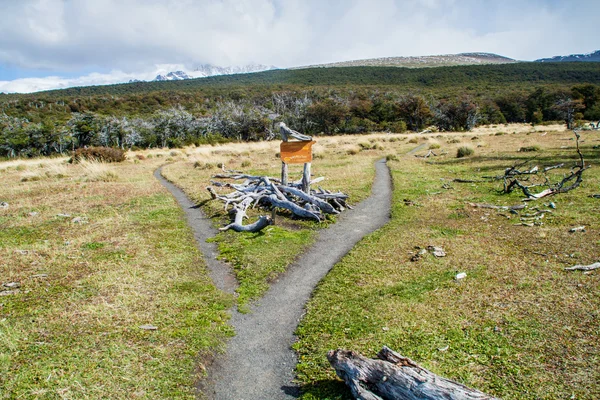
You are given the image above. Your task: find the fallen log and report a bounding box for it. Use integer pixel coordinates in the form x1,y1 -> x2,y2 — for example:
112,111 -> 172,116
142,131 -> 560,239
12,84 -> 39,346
278,185 -> 339,214
328,347 -> 498,400
267,194 -> 321,221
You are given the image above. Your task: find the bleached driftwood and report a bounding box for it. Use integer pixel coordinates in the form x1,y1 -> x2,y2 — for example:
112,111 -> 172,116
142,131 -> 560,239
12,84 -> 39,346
328,346 -> 498,400
219,198 -> 273,233
565,262 -> 600,271
207,169 -> 349,231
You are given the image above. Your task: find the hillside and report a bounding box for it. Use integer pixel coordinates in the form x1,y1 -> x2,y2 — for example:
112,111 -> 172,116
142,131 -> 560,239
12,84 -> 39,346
294,52 -> 517,69
3,62 -> 598,99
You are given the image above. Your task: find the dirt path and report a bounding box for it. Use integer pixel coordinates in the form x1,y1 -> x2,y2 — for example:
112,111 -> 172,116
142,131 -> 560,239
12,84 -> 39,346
157,160 -> 392,399
154,168 -> 238,294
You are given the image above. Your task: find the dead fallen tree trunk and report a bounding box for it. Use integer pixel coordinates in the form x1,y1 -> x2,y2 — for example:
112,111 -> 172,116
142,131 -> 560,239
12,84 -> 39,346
328,346 -> 498,400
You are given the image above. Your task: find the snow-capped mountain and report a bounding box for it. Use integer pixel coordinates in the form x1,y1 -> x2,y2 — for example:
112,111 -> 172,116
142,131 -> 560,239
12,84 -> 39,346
154,71 -> 193,81
536,50 -> 600,63
193,64 -> 277,77
152,64 -> 277,82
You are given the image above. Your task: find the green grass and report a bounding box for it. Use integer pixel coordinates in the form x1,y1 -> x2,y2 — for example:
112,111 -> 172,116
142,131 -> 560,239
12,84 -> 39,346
161,137 -> 386,307
294,129 -> 600,399
0,159 -> 233,399
210,226 -> 315,310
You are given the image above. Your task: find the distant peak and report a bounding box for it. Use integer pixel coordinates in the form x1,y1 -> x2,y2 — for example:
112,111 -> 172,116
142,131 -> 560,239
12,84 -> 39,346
535,50 -> 600,63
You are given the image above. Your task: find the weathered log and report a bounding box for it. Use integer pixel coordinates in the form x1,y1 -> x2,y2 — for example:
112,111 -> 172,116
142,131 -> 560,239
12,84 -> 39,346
278,185 -> 339,214
219,197 -> 273,232
266,194 -> 321,221
565,262 -> 600,271
328,347 -> 498,400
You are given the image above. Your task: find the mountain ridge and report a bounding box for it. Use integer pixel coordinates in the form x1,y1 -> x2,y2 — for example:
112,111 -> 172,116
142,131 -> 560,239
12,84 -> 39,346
293,52 -> 517,69
536,50 -> 600,63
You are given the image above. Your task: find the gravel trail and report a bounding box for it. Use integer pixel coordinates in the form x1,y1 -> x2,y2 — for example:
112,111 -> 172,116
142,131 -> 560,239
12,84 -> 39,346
157,160 -> 392,399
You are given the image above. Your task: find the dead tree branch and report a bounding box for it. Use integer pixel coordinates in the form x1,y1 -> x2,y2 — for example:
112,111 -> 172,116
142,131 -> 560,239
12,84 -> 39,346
497,131 -> 589,200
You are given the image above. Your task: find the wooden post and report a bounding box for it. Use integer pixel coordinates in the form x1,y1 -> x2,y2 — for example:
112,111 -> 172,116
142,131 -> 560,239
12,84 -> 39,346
302,162 -> 311,193
281,162 -> 288,186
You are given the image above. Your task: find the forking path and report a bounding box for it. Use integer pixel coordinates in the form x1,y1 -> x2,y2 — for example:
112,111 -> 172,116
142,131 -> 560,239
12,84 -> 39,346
156,159 -> 392,399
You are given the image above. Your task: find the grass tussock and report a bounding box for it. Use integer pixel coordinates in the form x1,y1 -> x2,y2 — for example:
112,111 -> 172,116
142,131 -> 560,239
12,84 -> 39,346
519,145 -> 542,152
456,146 -> 474,158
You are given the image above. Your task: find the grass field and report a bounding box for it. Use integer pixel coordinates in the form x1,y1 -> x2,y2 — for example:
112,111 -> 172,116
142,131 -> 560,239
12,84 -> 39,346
0,156 -> 233,399
294,125 -> 600,399
2,123 -> 599,399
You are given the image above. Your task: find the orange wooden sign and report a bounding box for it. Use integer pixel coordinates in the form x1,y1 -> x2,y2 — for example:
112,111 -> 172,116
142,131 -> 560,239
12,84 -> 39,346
280,141 -> 315,164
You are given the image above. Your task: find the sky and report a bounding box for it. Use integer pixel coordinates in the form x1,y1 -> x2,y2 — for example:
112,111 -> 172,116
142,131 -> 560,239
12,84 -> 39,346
1,0 -> 598,93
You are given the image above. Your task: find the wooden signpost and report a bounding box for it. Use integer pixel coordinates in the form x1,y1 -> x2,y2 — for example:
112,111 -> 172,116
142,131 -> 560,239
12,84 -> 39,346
280,140 -> 315,192
278,123 -> 315,193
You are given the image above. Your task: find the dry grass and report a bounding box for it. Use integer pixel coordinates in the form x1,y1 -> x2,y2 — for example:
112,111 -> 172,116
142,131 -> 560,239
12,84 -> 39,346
0,123 -> 591,398
295,126 -> 600,399
0,156 -> 232,398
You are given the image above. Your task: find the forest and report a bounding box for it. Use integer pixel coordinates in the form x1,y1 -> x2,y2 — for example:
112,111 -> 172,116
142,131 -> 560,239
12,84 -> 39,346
1,62 -> 599,157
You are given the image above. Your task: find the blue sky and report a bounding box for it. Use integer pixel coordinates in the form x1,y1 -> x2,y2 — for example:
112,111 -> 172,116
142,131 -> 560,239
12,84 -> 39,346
1,0 -> 598,93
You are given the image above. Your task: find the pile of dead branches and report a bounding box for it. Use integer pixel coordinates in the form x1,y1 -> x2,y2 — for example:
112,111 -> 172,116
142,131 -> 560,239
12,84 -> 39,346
488,130 -> 590,201
207,172 -> 350,232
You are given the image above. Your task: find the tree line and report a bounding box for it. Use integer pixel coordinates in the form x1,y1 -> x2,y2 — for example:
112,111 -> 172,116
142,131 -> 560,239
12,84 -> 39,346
1,84 -> 599,158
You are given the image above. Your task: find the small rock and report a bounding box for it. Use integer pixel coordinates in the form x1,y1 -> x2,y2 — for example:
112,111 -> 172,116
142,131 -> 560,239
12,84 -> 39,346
0,202 -> 8,209
410,248 -> 428,262
56,213 -> 71,218
0,290 -> 19,296
139,324 -> 158,331
15,250 -> 29,255
28,211 -> 39,217
427,246 -> 446,257
437,345 -> 449,352
71,217 -> 86,224
31,274 -> 48,279
382,326 -> 389,332
548,202 -> 556,209
2,282 -> 21,289
569,226 -> 586,233
455,272 -> 467,280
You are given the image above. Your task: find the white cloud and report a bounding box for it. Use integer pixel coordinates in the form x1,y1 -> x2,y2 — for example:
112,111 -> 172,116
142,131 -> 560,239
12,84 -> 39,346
0,64 -> 191,93
0,0 -> 599,92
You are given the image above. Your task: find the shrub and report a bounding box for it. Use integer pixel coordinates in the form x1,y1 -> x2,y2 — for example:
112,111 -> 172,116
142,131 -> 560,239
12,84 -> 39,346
447,138 -> 461,144
519,145 -> 541,152
136,154 -> 146,160
408,137 -> 419,144
241,160 -> 251,168
71,147 -> 126,163
386,154 -> 399,161
169,150 -> 180,157
347,148 -> 359,155
456,146 -> 474,158
429,143 -> 441,150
